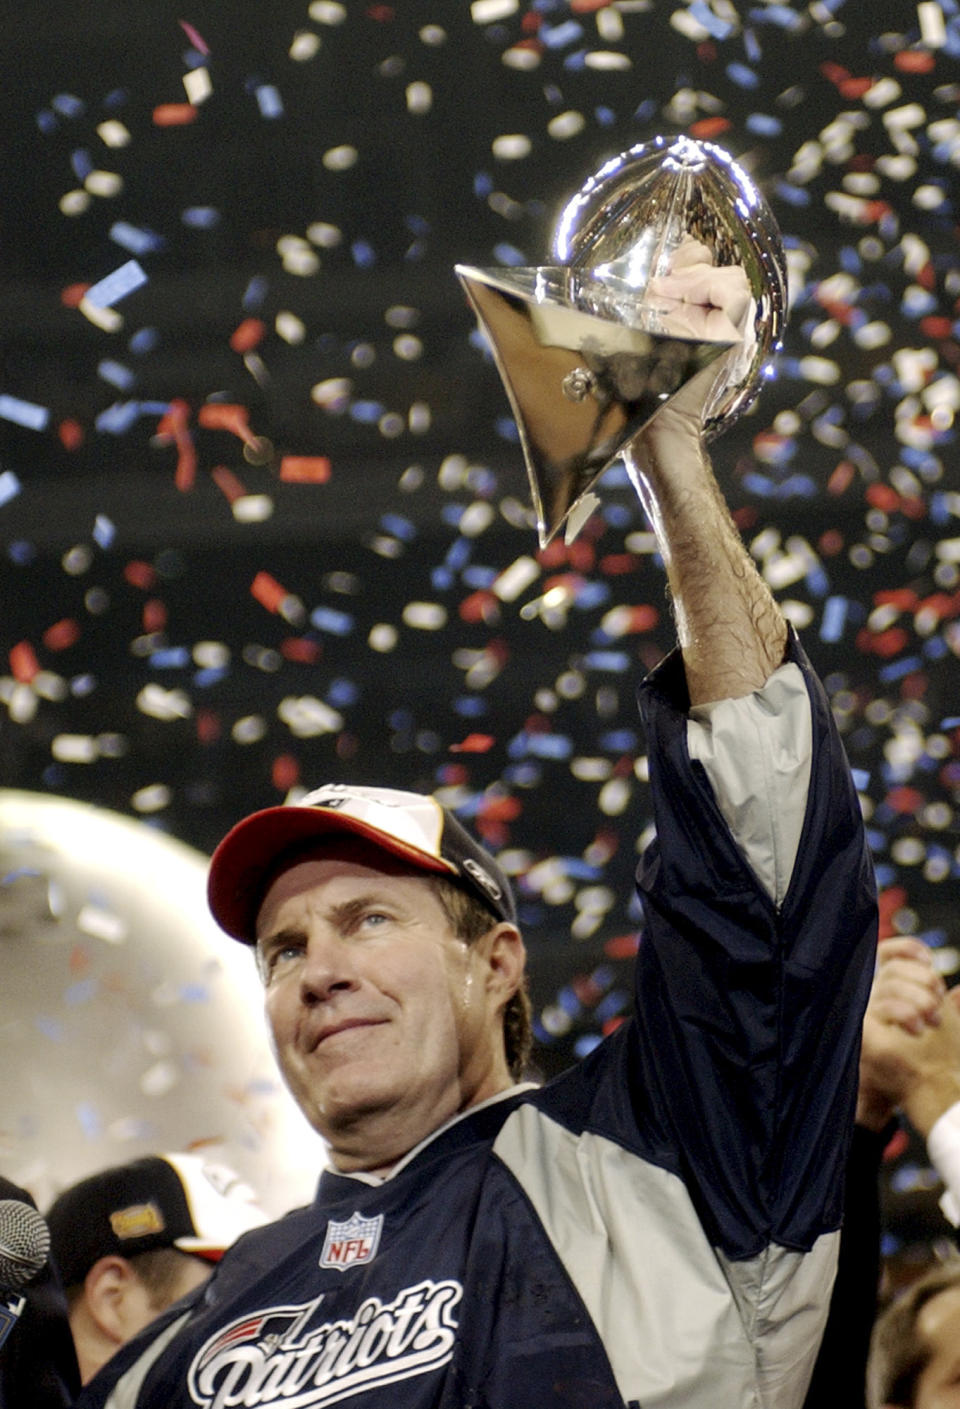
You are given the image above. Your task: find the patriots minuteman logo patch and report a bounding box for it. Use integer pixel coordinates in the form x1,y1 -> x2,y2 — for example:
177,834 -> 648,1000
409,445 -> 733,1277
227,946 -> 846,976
319,1212 -> 384,1271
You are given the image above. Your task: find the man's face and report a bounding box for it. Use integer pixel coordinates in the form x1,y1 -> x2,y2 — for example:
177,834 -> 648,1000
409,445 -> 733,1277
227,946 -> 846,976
911,1283 -> 960,1408
255,842 -> 518,1169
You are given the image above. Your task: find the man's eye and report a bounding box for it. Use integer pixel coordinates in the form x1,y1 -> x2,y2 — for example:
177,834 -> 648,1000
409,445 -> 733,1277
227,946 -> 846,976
261,943 -> 303,978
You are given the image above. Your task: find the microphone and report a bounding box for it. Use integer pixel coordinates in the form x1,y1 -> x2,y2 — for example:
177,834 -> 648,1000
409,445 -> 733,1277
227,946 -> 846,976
0,1199 -> 50,1292
0,1198 -> 51,1355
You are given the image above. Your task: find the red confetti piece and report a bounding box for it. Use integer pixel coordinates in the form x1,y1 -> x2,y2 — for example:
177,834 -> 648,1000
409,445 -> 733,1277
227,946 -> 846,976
877,886 -> 907,942
604,933 -> 640,960
174,439 -> 198,492
195,710 -> 221,744
458,589 -> 499,624
838,77 -> 874,99
229,319 -> 267,354
826,461 -> 855,495
450,733 -> 495,753
601,1016 -> 627,1036
60,283 -> 90,308
69,944 -> 92,976
818,530 -> 845,556
9,641 -> 39,682
477,795 -> 521,822
894,49 -> 936,73
211,465 -> 247,503
599,554 -> 637,576
280,637 -> 322,663
57,419 -> 85,451
272,754 -> 300,791
875,588 -> 919,611
179,19 -> 210,54
278,456 -> 332,483
155,398 -> 191,438
198,402 -> 254,437
42,619 -> 80,651
143,599 -> 167,632
153,103 -> 198,126
885,786 -> 924,815
855,626 -> 909,658
688,117 -> 732,139
251,571 -> 289,613
569,0 -> 612,10
124,560 -> 157,590
882,1128 -> 909,1162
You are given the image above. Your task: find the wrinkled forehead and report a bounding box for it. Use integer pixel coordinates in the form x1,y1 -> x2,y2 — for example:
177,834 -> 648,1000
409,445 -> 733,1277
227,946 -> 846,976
254,834 -> 436,929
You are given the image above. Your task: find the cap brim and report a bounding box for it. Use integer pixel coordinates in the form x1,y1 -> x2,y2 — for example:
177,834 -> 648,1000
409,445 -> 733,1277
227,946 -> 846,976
208,805 -> 455,943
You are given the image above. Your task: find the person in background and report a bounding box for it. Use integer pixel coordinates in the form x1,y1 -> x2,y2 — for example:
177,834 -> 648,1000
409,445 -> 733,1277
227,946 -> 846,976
867,1257 -> 960,1408
45,1152 -> 269,1385
0,1174 -> 79,1409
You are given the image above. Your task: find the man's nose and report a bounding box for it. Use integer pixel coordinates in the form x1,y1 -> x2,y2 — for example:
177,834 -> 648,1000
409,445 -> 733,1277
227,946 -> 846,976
298,929 -> 359,1005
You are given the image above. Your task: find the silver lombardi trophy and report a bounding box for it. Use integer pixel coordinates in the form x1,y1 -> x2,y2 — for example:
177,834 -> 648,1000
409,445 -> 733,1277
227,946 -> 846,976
456,135 -> 788,546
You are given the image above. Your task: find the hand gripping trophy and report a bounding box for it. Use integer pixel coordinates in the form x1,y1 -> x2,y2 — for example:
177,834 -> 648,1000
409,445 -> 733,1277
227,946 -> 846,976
456,135 -> 787,546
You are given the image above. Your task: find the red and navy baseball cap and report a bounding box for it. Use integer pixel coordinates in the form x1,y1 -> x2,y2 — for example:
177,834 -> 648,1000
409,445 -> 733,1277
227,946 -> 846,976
45,1153 -> 269,1289
208,783 -> 517,944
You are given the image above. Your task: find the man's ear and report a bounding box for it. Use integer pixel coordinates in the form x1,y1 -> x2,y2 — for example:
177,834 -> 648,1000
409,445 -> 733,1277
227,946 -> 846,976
83,1256 -> 142,1345
484,923 -> 526,1007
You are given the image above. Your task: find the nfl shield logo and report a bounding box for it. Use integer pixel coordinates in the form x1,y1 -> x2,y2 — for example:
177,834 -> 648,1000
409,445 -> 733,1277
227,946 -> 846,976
319,1212 -> 384,1272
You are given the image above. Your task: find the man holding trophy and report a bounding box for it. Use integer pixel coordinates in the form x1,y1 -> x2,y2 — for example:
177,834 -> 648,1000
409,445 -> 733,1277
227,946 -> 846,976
74,139 -> 876,1409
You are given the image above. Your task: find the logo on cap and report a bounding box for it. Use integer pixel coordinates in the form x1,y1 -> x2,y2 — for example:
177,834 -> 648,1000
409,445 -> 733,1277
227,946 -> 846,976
319,1212 -> 384,1272
461,857 -> 502,901
110,1201 -> 166,1241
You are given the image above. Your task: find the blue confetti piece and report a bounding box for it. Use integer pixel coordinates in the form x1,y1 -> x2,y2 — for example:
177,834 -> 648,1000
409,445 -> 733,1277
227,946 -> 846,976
310,606 -> 354,636
599,729 -> 638,751
95,401 -> 141,434
445,538 -> 472,571
255,84 -> 284,118
820,596 -> 848,642
691,0 -> 736,37
182,207 -> 221,228
582,651 -> 630,672
0,394 -> 49,431
64,979 -> 98,1005
98,359 -> 136,391
562,50 -> 587,70
726,62 -> 760,88
52,92 -> 85,118
71,149 -> 93,181
128,327 -> 160,354
526,734 -> 573,760
925,637 -> 948,660
773,181 -> 811,207
36,110 -> 57,134
454,696 -> 488,718
748,5 -> 803,27
75,1101 -> 103,1138
348,400 -> 383,423
243,275 -> 270,311
150,647 -> 191,668
474,171 -> 494,198
85,259 -> 148,309
0,471 -> 21,507
380,513 -> 416,541
93,514 -> 115,549
594,106 -> 616,127
878,656 -> 921,682
8,541 -> 35,565
743,27 -> 762,60
557,986 -> 582,1016
180,983 -> 211,1003
328,678 -> 359,707
431,566 -> 454,590
541,20 -> 583,46
493,243 -> 527,267
574,1034 -> 604,1058
351,240 -> 377,268
745,113 -> 781,136
34,1015 -> 65,1041
194,667 -> 227,688
461,566 -> 497,589
495,416 -> 520,442
109,221 -> 166,256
